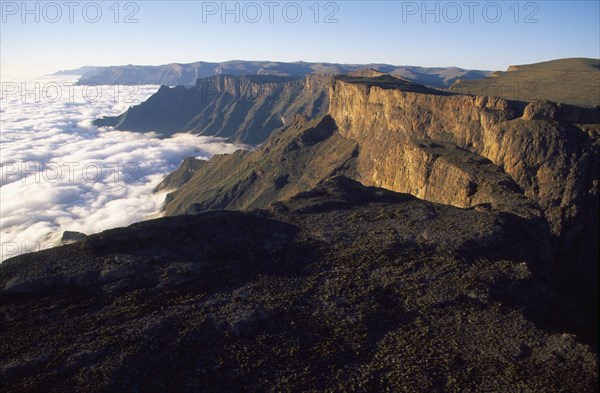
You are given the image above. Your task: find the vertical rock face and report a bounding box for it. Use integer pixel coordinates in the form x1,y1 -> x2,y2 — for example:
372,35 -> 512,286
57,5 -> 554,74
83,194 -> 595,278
329,81 -> 526,210
329,77 -> 599,307
329,78 -> 599,229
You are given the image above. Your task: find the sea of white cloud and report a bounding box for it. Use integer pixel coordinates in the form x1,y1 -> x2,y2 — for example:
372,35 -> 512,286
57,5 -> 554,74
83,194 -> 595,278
0,75 -> 245,261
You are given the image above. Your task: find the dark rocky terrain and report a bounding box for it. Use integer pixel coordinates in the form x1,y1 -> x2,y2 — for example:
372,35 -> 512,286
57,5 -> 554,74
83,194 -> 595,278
1,177 -> 597,392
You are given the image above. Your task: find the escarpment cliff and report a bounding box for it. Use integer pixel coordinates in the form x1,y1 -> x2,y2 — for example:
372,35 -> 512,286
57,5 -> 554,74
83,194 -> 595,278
94,74 -> 331,144
162,74 -> 598,256
160,75 -> 598,331
329,77 -> 599,236
328,76 -> 599,316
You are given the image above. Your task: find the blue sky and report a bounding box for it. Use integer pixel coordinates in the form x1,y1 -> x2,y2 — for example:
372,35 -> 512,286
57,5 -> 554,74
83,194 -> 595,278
1,0 -> 599,76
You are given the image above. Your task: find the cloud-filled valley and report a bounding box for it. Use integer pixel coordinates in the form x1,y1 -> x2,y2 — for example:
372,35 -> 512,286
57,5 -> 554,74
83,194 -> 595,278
0,76 -> 245,260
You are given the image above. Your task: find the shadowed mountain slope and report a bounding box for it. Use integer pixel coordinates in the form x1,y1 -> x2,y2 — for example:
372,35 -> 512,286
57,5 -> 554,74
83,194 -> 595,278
2,177 -> 596,392
94,74 -> 331,144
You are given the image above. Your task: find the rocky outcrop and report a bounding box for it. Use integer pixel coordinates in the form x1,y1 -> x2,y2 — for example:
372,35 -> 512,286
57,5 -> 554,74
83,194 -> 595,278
60,231 -> 88,244
522,100 -> 600,123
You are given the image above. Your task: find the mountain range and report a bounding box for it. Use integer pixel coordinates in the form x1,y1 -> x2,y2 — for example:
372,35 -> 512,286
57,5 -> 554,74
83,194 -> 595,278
154,71 -> 599,326
56,60 -> 492,88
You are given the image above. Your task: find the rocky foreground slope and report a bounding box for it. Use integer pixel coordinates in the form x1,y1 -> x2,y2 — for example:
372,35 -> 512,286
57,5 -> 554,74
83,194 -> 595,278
1,177 -> 596,391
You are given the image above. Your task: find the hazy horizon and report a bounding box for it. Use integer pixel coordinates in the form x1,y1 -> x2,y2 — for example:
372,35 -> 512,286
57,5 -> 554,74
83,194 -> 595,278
7,55 -> 600,79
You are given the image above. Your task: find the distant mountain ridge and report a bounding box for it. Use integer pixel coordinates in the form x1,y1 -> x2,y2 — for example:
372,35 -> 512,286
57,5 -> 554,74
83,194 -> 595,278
62,60 -> 492,87
52,66 -> 100,76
